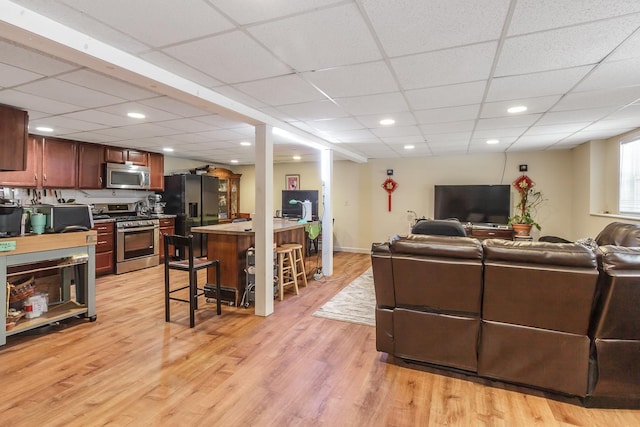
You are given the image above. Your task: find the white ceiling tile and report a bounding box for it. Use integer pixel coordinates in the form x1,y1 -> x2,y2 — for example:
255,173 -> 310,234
362,0 -> 510,56
139,97 -> 213,118
248,4 -> 381,71
276,100 -> 350,121
481,95 -> 561,118
60,0 -> 234,47
60,131 -> 122,143
552,86 -> 640,111
329,129 -> 378,143
496,16 -> 640,76
380,135 -> 426,145
194,129 -> 247,141
62,110 -> 137,127
302,62 -> 398,98
536,107 -> 616,125
0,62 -> 43,87
97,123 -> 181,139
306,118 -> 364,132
16,78 -> 125,108
163,31 -> 291,84
608,27 -> 640,61
155,118 -> 216,133
0,39 -> 78,75
0,89 -> 82,114
58,70 -> 156,100
524,123 -> 592,136
371,125 -> 422,138
414,105 -> 480,124
336,93 -> 408,116
472,128 -> 528,139
486,66 -> 593,101
562,129 -> 635,143
28,115 -> 108,132
476,114 -> 543,130
470,137 -> 518,146
509,0 -> 640,36
574,57 -> 640,92
233,75 -> 325,106
419,120 -> 476,135
212,0 -> 344,25
140,51 -> 223,88
585,119 -> 640,131
605,104 -> 640,120
423,132 -> 473,144
405,81 -> 486,110
392,42 -> 497,90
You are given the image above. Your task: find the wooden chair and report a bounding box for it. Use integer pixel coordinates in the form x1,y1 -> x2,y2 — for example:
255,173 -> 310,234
281,243 -> 307,288
164,233 -> 221,327
275,246 -> 298,300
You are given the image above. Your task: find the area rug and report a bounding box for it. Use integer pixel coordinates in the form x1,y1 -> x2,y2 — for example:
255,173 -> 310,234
313,267 -> 375,327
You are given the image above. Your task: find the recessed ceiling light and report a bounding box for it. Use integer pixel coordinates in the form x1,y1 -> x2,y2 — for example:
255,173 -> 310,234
486,139 -> 499,145
507,106 -> 527,114
293,155 -> 301,160
240,141 -> 251,146
35,126 -> 53,132
163,147 -> 174,152
230,159 -> 239,164
380,118 -> 395,126
127,112 -> 146,119
404,144 -> 415,150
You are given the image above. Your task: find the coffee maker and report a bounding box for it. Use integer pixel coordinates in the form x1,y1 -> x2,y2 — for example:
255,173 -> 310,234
148,194 -> 165,214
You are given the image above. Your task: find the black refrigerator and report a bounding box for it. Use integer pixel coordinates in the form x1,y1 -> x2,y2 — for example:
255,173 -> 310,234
163,174 -> 219,258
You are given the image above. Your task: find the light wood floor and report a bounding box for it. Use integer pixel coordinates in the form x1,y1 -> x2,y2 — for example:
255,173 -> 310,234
2,251 -> 639,426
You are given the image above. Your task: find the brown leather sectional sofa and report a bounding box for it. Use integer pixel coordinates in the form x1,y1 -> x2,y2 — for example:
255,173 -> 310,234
371,222 -> 640,407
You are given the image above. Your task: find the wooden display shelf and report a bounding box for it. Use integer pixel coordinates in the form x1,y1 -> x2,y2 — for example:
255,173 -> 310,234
6,301 -> 89,336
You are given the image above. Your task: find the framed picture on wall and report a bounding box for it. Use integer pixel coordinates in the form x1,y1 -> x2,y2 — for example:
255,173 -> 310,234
285,174 -> 300,190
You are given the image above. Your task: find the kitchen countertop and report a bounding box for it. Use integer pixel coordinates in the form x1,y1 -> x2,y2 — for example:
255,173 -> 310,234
92,214 -> 176,224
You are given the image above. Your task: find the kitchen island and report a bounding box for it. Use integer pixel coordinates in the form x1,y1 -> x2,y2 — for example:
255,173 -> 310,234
1,230 -> 97,346
191,219 -> 309,306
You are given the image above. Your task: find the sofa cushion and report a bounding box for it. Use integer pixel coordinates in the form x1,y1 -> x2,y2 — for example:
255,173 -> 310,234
595,222 -> 640,247
391,234 -> 483,260
483,239 -> 597,268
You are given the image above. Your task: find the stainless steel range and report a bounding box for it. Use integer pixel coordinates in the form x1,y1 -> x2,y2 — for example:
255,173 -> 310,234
94,203 -> 160,274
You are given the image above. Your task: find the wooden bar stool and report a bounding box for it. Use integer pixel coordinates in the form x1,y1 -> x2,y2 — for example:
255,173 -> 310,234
281,243 -> 307,288
164,234 -> 221,328
275,246 -> 298,300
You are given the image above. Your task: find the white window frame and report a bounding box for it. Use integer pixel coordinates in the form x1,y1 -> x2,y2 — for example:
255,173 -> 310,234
619,136 -> 640,215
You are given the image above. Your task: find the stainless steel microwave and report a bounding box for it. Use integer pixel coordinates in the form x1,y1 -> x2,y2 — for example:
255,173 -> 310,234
105,162 -> 150,190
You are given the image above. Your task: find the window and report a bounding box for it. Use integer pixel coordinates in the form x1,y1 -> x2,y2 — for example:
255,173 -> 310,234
620,138 -> 640,214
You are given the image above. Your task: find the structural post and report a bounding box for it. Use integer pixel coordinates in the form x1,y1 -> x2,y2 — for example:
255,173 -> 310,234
321,149 -> 333,276
254,124 -> 274,316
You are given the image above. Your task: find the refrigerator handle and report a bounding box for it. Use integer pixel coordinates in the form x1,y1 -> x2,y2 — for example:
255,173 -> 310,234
189,202 -> 199,218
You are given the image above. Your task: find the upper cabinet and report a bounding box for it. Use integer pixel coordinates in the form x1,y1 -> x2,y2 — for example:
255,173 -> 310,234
78,143 -> 105,189
105,147 -> 148,166
148,152 -> 164,191
0,104 -> 28,171
0,135 -> 39,187
41,137 -> 78,188
208,167 -> 241,221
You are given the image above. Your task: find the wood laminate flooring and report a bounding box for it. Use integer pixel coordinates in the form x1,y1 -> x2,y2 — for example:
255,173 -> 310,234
1,252 -> 639,426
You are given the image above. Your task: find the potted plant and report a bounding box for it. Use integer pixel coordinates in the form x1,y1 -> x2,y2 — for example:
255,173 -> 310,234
508,174 -> 543,236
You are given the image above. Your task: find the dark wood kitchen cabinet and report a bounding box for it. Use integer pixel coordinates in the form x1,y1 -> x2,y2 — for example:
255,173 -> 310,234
78,143 -> 105,189
0,135 -> 39,187
93,221 -> 115,275
148,152 -> 164,191
0,104 -> 28,171
41,137 -> 77,188
105,147 -> 148,166
158,217 -> 175,263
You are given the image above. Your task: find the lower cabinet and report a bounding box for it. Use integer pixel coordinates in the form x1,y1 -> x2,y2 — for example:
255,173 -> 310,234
94,221 -> 115,275
158,217 -> 175,263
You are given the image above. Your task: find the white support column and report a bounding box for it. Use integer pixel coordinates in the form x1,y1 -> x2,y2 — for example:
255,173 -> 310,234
254,124 -> 274,316
321,149 -> 334,276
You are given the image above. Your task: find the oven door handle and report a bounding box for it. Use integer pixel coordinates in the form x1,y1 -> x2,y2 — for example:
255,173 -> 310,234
117,225 -> 159,233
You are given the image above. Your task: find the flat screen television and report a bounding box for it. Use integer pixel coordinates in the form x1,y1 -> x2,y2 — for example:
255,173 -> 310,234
281,190 -> 319,219
434,185 -> 511,225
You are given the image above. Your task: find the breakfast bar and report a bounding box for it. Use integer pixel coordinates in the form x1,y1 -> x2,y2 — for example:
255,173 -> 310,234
191,219 -> 309,306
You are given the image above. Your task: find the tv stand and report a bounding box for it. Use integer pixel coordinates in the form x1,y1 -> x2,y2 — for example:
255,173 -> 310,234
465,223 -> 513,240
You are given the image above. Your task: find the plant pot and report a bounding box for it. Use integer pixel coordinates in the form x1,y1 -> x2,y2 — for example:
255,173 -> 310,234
512,223 -> 533,236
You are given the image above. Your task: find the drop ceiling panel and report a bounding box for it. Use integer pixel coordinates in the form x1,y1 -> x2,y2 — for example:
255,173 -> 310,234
405,81 -> 486,110
356,112 -> 417,128
213,0 -> 344,25
0,62 -> 42,87
233,74 -> 325,106
419,120 -> 475,135
536,107 -> 615,125
16,79 -> 126,108
423,132 -> 473,144
414,105 -> 480,124
392,42 -> 497,90
62,131 -> 124,143
574,57 -> 640,92
139,97 -> 215,118
608,28 -> 640,61
508,0 -> 640,36
301,61 -> 399,98
29,115 -> 108,132
372,125 -> 421,138
329,129 -> 378,143
140,51 -> 223,89
276,100 -> 349,122
472,128 -> 528,139
248,4 -> 382,71
0,89 -> 83,114
306,118 -> 365,132
62,110 -> 138,127
96,123 -> 181,139
163,31 -> 291,84
486,66 -> 593,102
480,95 -> 561,118
98,102 -> 182,122
552,86 -> 640,111
336,93 -> 409,116
476,114 -> 543,130
496,16 -> 640,76
57,69 -> 156,100
362,0 -> 509,56
155,118 -> 218,133
0,39 -> 78,75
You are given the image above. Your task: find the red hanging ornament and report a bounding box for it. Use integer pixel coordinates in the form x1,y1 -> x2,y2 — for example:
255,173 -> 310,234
381,178 -> 398,212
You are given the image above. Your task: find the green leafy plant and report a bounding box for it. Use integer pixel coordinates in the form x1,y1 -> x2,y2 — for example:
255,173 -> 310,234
508,175 -> 543,231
